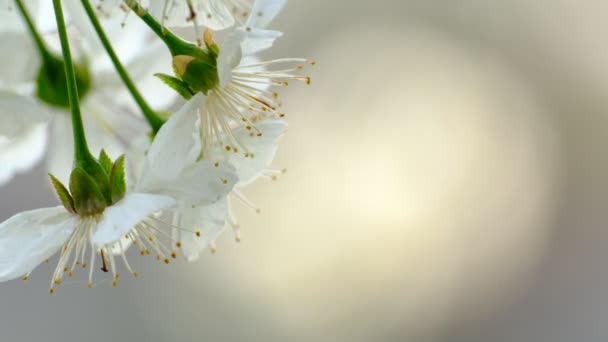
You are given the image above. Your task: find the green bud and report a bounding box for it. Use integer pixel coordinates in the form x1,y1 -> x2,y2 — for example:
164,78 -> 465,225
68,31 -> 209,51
36,54 -> 92,109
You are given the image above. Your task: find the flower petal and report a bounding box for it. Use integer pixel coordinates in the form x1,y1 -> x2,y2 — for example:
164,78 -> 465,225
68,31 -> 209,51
217,30 -> 245,87
0,90 -> 50,138
0,207 -> 76,282
0,122 -> 47,186
154,160 -> 238,205
174,197 -> 227,262
149,0 -> 236,30
0,91 -> 50,185
199,0 -> 236,30
240,27 -> 283,55
137,94 -> 206,190
92,192 -> 176,246
212,119 -> 287,185
0,32 -> 40,85
245,0 -> 286,29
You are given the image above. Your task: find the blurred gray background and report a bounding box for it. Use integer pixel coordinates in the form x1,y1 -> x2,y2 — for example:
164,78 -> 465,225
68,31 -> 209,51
2,0 -> 608,341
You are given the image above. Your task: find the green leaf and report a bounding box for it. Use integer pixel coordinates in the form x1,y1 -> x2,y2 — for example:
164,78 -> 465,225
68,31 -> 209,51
110,155 -> 127,204
155,73 -> 194,100
98,149 -> 113,176
69,167 -> 106,216
49,173 -> 76,214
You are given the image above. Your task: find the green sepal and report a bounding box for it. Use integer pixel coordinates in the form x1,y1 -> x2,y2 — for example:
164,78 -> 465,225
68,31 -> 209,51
49,173 -> 76,214
69,167 -> 106,216
77,158 -> 112,205
155,73 -> 194,100
205,41 -> 220,60
36,54 -> 92,109
110,155 -> 127,204
180,58 -> 219,95
99,149 -> 113,176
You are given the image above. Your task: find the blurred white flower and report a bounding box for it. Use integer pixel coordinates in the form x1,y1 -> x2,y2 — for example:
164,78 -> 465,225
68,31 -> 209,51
149,0 -> 258,31
0,4 -> 173,185
0,91 -> 49,186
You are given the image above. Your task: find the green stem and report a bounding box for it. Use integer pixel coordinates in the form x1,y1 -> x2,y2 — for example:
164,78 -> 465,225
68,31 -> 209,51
122,0 -> 206,57
81,0 -> 164,133
52,0 -> 95,166
14,0 -> 52,61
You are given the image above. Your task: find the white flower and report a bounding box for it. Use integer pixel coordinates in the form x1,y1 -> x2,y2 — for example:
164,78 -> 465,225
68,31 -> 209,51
0,106 -> 238,291
0,5 -> 174,184
191,2 -> 311,156
167,94 -> 288,259
126,93 -> 286,259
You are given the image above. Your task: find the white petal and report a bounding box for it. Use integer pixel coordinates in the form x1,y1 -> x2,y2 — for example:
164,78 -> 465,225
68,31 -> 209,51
92,192 -> 176,247
0,90 -> 50,138
175,198 -> 227,262
0,91 -> 50,185
0,207 -> 76,282
140,158 -> 238,206
137,94 -> 207,190
149,0 -> 236,30
0,0 -> 40,33
212,119 -> 287,185
136,94 -> 238,204
240,27 -> 282,55
245,0 -> 286,29
218,30 -> 245,87
0,122 -> 47,186
0,32 -> 40,85
198,0 -> 235,30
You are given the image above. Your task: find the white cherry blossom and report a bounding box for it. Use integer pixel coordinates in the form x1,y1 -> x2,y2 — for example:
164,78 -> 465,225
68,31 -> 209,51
0,104 -> 238,291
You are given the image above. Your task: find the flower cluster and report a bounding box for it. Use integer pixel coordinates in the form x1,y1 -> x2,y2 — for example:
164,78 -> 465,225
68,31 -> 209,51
0,0 -> 311,292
